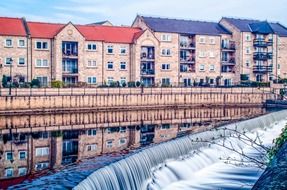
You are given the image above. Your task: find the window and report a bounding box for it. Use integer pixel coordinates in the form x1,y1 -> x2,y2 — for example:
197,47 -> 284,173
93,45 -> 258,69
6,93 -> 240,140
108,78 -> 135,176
87,43 -> 97,51
87,60 -> 96,67
35,41 -> 48,50
107,45 -> 113,54
210,78 -> 214,84
199,51 -> 206,58
245,34 -> 251,41
161,63 -> 170,70
209,37 -> 215,44
106,140 -> 113,148
209,51 -> 215,58
36,76 -> 48,87
5,39 -> 12,47
199,64 -> 205,71
87,129 -> 97,136
107,77 -> 114,85
35,162 -> 49,171
161,49 -> 171,56
209,64 -> 215,71
18,40 -> 25,47
161,34 -> 172,42
87,76 -> 97,84
18,167 -> 27,176
107,62 -> 113,70
161,124 -> 170,130
5,152 -> 13,161
120,47 -> 127,55
18,58 -> 25,65
5,168 -> 13,177
35,59 -> 49,67
199,36 -> 206,44
246,47 -> 251,54
87,144 -> 97,151
5,57 -> 13,65
119,138 -> 127,145
120,62 -> 126,70
161,78 -> 170,85
278,64 -> 281,70
119,127 -> 126,133
38,132 -> 49,139
120,77 -> 126,85
35,147 -> 49,157
19,151 -> 27,160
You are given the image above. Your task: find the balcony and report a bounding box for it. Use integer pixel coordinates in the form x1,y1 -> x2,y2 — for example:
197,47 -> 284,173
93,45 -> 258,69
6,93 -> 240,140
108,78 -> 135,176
253,39 -> 268,48
62,41 -> 78,57
221,65 -> 235,73
141,46 -> 155,61
180,56 -> 195,64
180,42 -> 196,49
141,69 -> 155,75
253,65 -> 273,73
221,41 -> 236,51
253,52 -> 272,60
62,68 -> 78,74
221,58 -> 236,65
180,64 -> 195,73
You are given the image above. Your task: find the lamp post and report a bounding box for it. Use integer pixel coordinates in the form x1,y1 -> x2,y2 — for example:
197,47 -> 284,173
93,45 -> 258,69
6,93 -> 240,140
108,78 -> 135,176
8,58 -> 13,96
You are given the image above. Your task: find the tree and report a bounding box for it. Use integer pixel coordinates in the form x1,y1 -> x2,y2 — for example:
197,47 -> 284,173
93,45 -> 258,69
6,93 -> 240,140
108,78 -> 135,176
2,75 -> 8,88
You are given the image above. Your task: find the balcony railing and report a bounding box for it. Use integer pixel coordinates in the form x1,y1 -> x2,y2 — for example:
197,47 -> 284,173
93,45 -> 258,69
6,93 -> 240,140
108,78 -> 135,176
253,65 -> 273,73
141,69 -> 155,75
221,58 -> 236,65
180,64 -> 195,73
253,52 -> 273,60
221,42 -> 236,51
253,39 -> 269,48
62,68 -> 78,74
62,51 -> 78,57
180,42 -> 196,49
141,53 -> 155,61
180,57 -> 195,63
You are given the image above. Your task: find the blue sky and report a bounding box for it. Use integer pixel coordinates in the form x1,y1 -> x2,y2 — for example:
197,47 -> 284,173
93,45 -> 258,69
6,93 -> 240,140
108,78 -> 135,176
0,0 -> 286,26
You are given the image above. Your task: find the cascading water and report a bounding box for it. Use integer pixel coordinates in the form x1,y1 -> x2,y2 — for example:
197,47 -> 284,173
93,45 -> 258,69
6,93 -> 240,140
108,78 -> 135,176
75,110 -> 287,190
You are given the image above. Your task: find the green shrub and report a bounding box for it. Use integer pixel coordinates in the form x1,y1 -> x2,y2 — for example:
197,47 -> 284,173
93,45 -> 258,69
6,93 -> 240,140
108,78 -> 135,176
31,79 -> 40,88
51,80 -> 63,88
128,81 -> 136,87
109,81 -> 119,87
136,81 -> 142,87
121,82 -> 127,87
268,124 -> 287,162
2,75 -> 8,88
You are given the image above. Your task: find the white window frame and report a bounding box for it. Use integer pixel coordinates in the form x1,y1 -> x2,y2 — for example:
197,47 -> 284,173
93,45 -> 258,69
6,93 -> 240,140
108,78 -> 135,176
35,59 -> 49,67
35,147 -> 49,157
246,60 -> 250,67
5,152 -> 13,161
5,168 -> 13,177
120,77 -> 126,85
87,60 -> 97,68
209,64 -> 215,71
107,45 -> 113,54
18,39 -> 26,47
246,47 -> 251,54
107,77 -> 114,85
161,48 -> 171,56
87,76 -> 97,84
245,34 -> 251,41
120,62 -> 126,70
199,36 -> 206,44
87,43 -> 97,51
5,39 -> 13,47
119,138 -> 127,146
18,167 -> 27,176
87,144 -> 97,151
199,51 -> 206,58
209,37 -> 215,44
19,151 -> 27,160
161,63 -> 170,70
120,47 -> 127,55
107,61 -> 114,70
106,140 -> 113,148
5,57 -> 13,65
199,64 -> 205,71
35,162 -> 49,171
18,57 -> 26,65
209,51 -> 215,58
35,41 -> 49,50
161,34 -> 172,42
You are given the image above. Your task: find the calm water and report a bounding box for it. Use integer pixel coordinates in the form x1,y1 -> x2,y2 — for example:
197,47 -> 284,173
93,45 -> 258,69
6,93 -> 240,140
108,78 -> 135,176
0,107 -> 267,189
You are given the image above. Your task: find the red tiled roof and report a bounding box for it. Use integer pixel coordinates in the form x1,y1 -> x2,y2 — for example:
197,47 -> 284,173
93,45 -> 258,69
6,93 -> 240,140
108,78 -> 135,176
27,21 -> 65,39
77,25 -> 142,43
0,17 -> 27,36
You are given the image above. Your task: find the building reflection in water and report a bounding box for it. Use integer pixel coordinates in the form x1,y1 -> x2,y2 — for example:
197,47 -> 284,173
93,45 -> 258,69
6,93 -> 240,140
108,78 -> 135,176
0,107 -> 265,181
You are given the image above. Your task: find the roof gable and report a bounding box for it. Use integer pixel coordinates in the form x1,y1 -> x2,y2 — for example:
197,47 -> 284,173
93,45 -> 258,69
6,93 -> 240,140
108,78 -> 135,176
141,16 -> 231,35
27,21 -> 65,38
0,17 -> 27,36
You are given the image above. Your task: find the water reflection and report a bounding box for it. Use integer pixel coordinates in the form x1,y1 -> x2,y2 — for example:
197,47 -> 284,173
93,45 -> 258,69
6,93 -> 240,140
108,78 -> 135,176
0,107 -> 266,188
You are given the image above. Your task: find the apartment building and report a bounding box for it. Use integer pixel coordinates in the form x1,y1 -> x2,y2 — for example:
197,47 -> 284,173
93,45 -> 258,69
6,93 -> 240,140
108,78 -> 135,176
0,16 -> 287,87
132,16 -> 236,86
220,17 -> 287,82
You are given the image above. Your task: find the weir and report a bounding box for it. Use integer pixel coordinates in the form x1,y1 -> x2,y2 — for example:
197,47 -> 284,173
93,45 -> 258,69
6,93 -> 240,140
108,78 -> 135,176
75,110 -> 287,190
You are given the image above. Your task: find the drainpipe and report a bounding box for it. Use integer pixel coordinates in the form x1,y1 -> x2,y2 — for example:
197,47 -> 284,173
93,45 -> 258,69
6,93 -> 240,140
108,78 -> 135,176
30,38 -> 33,81
102,41 -> 104,85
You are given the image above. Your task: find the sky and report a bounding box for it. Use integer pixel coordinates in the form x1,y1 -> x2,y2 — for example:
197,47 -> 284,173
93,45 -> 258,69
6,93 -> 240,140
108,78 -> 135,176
0,0 -> 286,26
